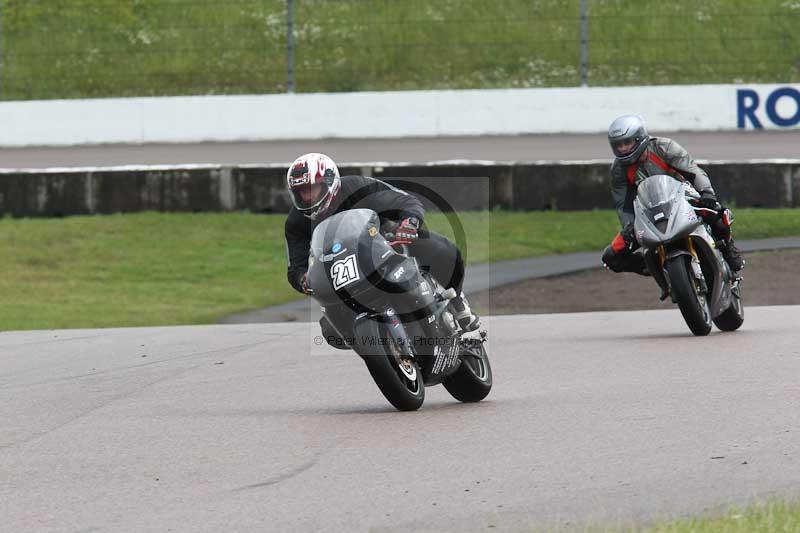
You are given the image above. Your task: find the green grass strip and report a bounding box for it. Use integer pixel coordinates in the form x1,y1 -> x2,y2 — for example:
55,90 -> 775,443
2,0 -> 798,99
617,500 -> 800,533
1,208 -> 798,330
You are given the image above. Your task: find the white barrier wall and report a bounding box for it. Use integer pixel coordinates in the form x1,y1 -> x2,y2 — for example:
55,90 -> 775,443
0,83 -> 798,147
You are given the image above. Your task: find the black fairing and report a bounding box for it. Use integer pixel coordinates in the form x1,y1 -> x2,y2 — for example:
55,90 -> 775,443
307,209 -> 441,321
307,209 -> 462,385
307,209 -> 396,306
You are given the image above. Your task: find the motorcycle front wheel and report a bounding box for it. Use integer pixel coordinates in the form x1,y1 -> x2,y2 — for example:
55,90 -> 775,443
666,255 -> 712,336
353,319 -> 425,411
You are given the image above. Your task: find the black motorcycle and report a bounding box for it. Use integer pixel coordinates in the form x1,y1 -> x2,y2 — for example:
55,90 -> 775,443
306,208 -> 492,411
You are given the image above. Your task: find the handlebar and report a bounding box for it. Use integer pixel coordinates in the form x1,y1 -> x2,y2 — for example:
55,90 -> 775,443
380,220 -> 413,251
692,206 -> 720,216
686,196 -> 722,216
382,232 -> 412,246
384,235 -> 411,256
381,230 -> 412,255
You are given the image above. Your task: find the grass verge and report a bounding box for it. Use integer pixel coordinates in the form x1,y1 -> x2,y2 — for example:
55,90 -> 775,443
1,208 -> 798,330
617,500 -> 800,533
2,0 -> 799,99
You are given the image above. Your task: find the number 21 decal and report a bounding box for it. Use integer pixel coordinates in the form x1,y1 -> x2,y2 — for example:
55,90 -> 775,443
330,254 -> 360,290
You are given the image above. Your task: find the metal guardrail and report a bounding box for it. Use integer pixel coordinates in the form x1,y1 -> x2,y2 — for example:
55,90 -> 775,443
1,160 -> 798,217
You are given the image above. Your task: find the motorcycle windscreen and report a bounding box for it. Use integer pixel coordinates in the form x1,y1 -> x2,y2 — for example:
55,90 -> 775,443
310,208 -> 379,260
636,174 -> 683,209
308,208 -> 395,304
635,174 -> 684,225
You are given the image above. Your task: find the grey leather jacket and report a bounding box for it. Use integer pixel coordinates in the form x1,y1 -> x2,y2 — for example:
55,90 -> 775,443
610,136 -> 714,228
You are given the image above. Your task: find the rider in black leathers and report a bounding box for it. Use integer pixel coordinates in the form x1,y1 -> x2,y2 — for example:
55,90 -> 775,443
284,152 -> 480,332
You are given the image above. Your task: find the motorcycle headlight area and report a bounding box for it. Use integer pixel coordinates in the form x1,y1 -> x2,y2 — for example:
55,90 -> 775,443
647,204 -> 671,233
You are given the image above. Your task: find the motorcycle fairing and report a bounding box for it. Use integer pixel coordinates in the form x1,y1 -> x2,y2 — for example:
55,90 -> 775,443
633,174 -> 702,248
308,209 -> 398,306
633,175 -> 735,319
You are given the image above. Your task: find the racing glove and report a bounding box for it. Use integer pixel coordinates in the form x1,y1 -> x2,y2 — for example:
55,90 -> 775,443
396,216 -> 420,242
300,272 -> 314,295
621,223 -> 637,249
699,191 -> 722,211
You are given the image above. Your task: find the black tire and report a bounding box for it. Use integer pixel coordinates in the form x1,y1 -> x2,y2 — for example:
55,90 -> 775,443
354,319 -> 424,411
443,340 -> 492,403
714,283 -> 744,332
666,255 -> 712,336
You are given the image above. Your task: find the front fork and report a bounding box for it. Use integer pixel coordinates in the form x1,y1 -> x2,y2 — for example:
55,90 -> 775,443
685,238 -> 709,294
354,307 -> 416,366
645,244 -> 670,300
647,237 -> 707,301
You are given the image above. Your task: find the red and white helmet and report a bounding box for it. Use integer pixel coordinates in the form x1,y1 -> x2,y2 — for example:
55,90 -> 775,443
286,153 -> 341,220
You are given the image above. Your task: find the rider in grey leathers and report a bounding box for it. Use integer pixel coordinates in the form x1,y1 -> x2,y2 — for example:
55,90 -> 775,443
601,114 -> 744,275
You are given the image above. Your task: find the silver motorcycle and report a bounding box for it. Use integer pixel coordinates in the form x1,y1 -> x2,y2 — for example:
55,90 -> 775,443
633,174 -> 744,336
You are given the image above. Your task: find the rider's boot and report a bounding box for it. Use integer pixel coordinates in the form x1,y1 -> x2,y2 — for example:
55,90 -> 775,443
450,291 -> 481,332
720,238 -> 745,272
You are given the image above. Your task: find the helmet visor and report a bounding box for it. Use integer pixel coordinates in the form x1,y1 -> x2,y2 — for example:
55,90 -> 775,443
611,138 -> 637,158
291,182 -> 329,210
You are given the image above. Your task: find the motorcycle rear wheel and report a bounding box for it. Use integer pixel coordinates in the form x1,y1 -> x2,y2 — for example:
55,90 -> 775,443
354,319 -> 425,411
714,282 -> 744,331
667,255 -> 712,336
443,339 -> 492,403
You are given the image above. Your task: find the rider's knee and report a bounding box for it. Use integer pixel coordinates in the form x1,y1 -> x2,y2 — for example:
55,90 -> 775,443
602,246 -> 625,272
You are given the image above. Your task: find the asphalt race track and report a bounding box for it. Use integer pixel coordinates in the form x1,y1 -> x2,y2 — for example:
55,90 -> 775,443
2,130 -> 800,168
2,306 -> 798,531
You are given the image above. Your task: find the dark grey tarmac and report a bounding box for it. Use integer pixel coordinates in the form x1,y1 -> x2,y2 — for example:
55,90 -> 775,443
1,130 -> 799,168
1,308 -> 798,532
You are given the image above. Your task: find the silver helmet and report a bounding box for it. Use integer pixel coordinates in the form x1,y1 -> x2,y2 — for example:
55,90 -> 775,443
608,114 -> 649,165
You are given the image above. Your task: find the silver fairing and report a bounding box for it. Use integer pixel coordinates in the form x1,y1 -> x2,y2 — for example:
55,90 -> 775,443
633,174 -> 702,247
633,174 -> 733,318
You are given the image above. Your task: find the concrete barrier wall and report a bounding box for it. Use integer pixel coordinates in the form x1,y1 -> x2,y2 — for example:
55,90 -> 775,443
1,83 -> 799,147
1,161 -> 798,218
